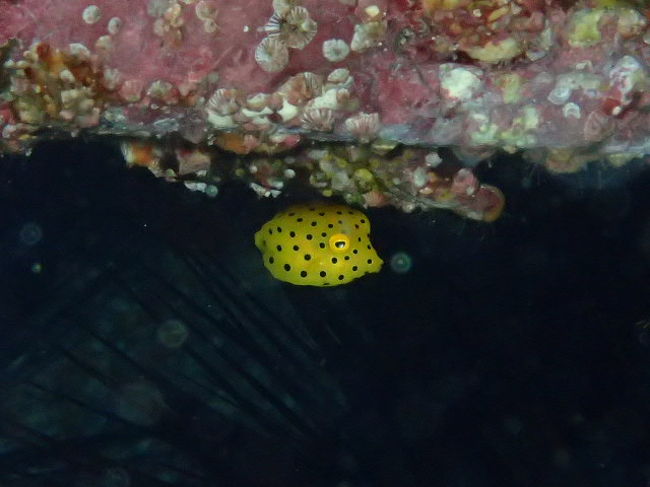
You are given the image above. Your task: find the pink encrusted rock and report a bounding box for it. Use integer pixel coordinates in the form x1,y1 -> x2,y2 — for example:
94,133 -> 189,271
1,0 -> 649,220
0,0 -> 648,155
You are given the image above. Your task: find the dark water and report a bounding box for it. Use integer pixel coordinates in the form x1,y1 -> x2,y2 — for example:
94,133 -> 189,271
1,140 -> 649,486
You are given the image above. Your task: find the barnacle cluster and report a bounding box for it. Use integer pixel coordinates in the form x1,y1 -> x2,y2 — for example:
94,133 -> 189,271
256,1 -> 318,72
4,42 -> 104,129
205,68 -> 360,137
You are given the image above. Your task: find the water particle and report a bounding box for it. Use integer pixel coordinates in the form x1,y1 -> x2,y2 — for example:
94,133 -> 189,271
116,381 -> 167,426
19,222 -> 43,246
389,251 -> 413,274
156,319 -> 189,348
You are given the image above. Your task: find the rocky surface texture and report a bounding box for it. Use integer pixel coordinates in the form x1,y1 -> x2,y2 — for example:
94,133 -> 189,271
1,0 -> 649,220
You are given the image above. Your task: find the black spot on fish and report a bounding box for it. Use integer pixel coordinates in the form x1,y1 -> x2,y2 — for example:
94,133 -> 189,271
353,249 -> 358,254
300,270 -> 307,277
269,257 -> 274,264
344,256 -> 350,261
311,221 -> 317,227
306,234 -> 313,240
293,245 -> 299,251
318,212 -> 325,216
284,263 -> 291,271
277,226 -> 282,232
319,242 -> 325,249
321,232 -> 327,237
297,218 -> 303,222
289,231 -> 296,238
304,254 -> 311,260
328,224 -> 334,228
276,245 -> 282,251
367,259 -> 373,264
338,275 -> 344,281
331,257 -> 337,264
320,271 -> 327,277
352,265 -> 358,271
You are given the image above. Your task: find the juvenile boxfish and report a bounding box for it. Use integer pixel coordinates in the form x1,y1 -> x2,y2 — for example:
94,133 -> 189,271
254,203 -> 383,286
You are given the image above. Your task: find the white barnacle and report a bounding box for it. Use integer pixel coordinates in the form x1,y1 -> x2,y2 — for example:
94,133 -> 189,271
326,68 -> 354,90
301,72 -> 324,98
148,0 -> 173,17
203,19 -> 219,33
82,5 -> 102,25
107,17 -> 123,35
102,68 -> 123,90
246,93 -> 271,111
322,39 -> 350,62
59,69 -> 76,83
148,80 -> 173,97
562,102 -> 581,119
206,88 -> 241,115
267,6 -> 317,49
272,0 -> 300,15
263,13 -> 284,36
95,35 -> 113,53
439,64 -> 482,102
68,43 -> 91,61
350,21 -> 386,52
255,36 -> 289,73
195,0 -> 217,20
344,112 -> 380,142
301,107 -> 335,132
277,99 -> 299,121
276,71 -> 323,103
308,86 -> 352,110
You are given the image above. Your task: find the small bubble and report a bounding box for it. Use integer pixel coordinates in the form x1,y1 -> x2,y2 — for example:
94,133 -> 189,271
389,251 -> 413,274
19,222 -> 43,246
156,319 -> 189,348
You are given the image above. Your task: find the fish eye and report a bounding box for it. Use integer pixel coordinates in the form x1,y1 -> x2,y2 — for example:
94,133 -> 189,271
328,233 -> 350,253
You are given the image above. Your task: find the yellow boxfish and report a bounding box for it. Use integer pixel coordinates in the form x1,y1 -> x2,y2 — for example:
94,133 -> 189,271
254,203 -> 383,286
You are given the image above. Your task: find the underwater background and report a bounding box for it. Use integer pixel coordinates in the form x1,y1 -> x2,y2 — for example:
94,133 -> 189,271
1,140 -> 650,486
